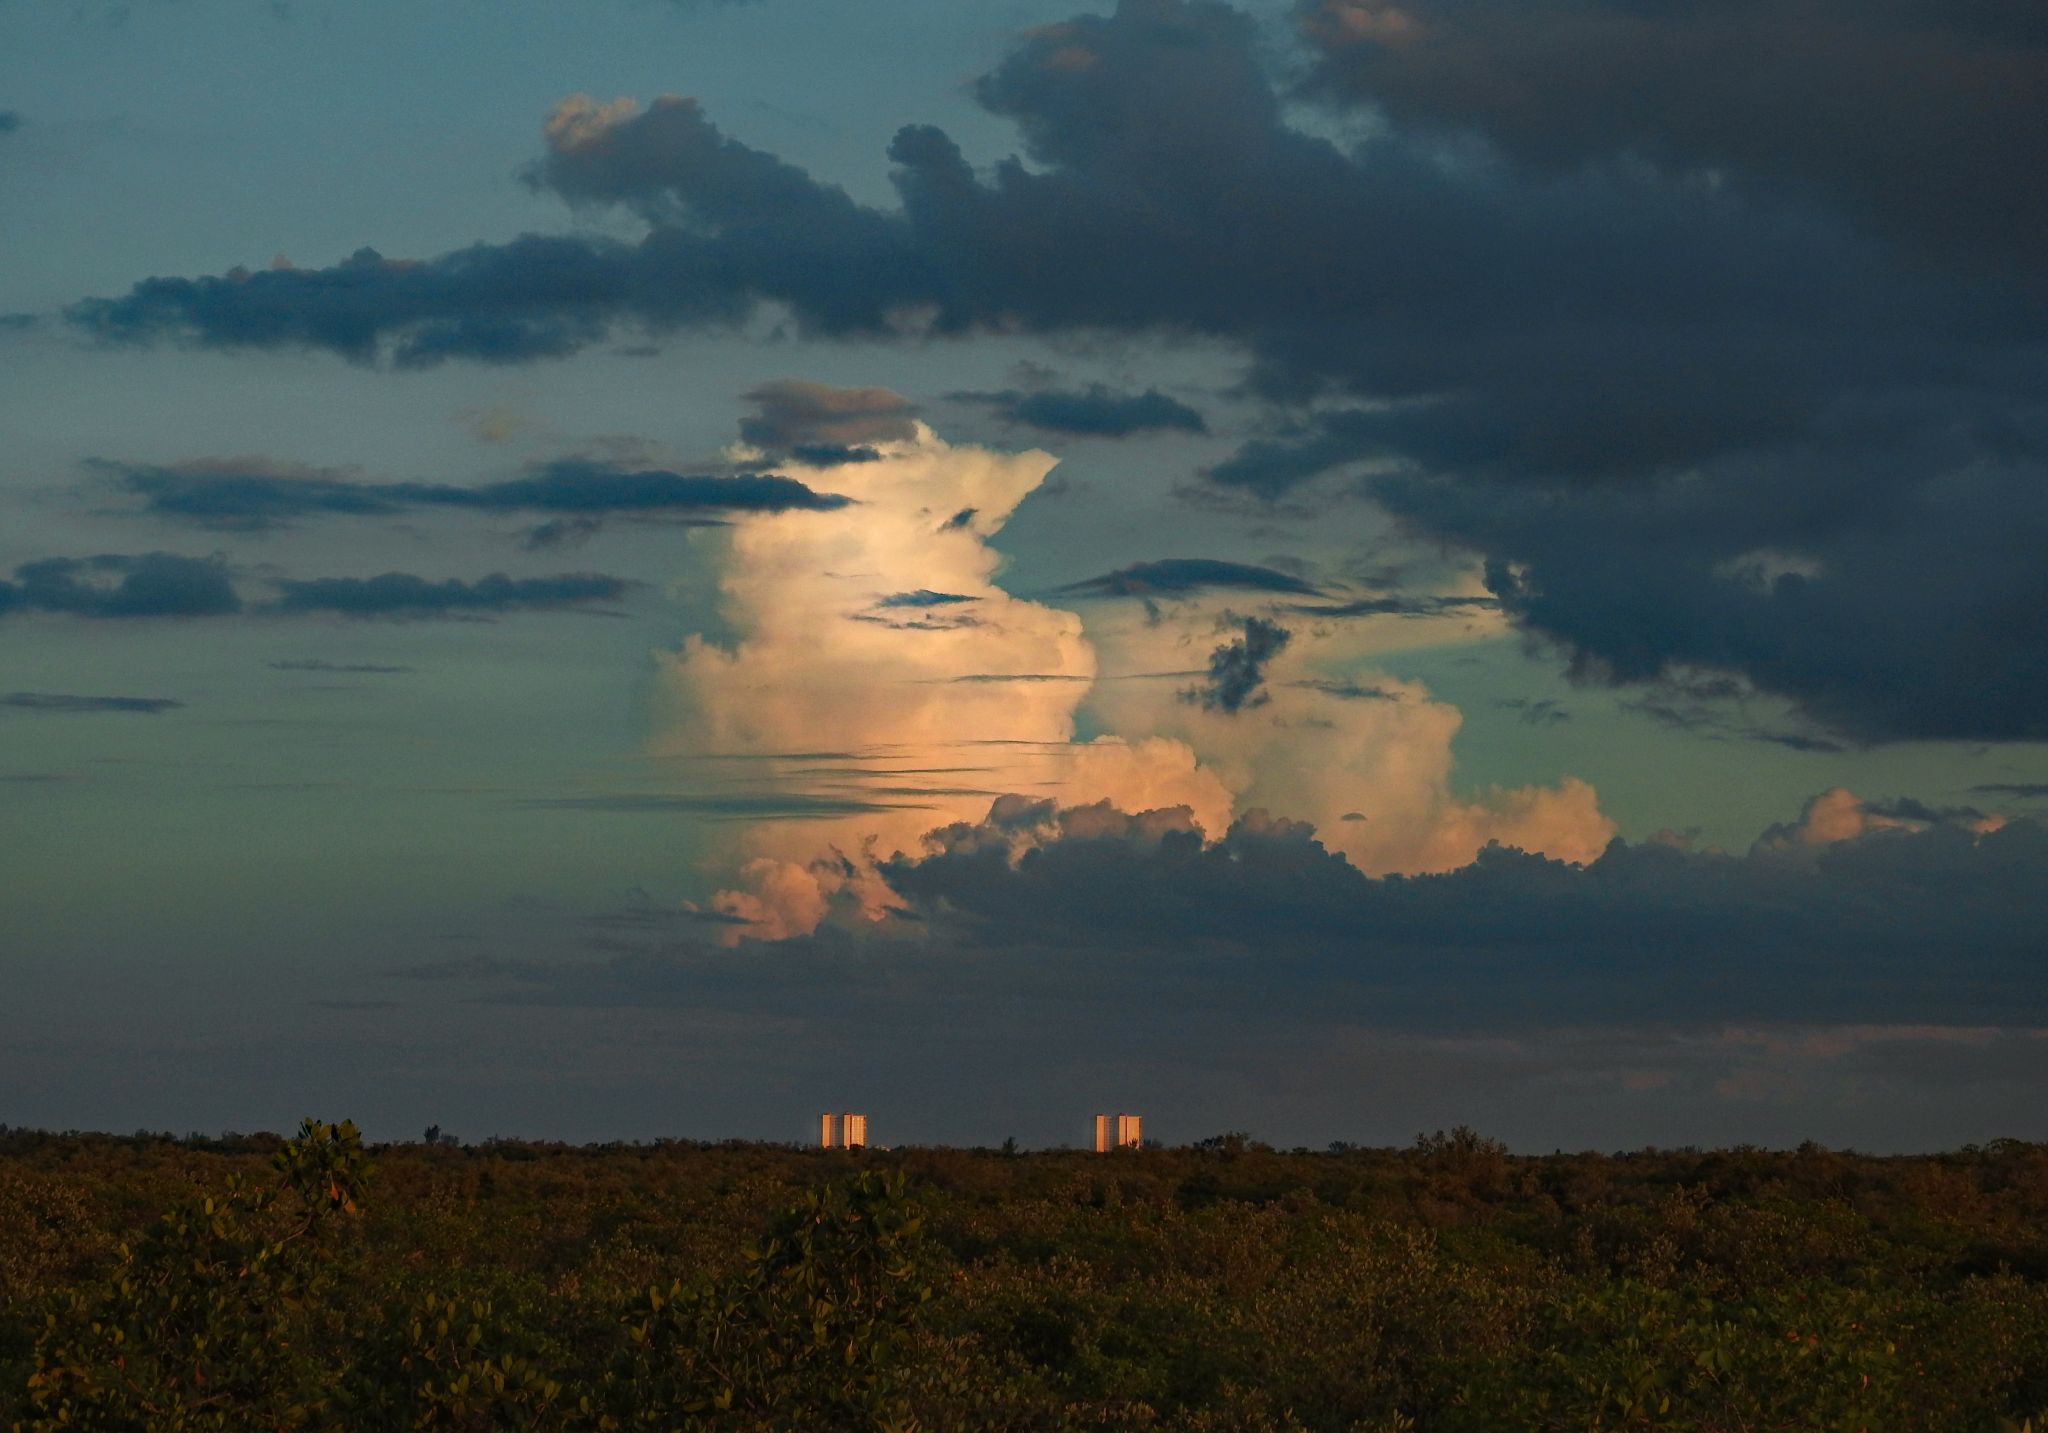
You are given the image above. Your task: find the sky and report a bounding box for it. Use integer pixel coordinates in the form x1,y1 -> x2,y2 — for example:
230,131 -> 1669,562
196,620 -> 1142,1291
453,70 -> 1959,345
2,0 -> 2045,1151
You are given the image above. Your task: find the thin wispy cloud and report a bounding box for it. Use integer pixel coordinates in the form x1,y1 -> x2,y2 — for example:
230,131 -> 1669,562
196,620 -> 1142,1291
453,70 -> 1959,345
2,692 -> 183,714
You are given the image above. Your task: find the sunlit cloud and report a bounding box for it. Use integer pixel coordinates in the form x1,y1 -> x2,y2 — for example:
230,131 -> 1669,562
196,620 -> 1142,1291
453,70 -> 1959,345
656,408 -> 1612,936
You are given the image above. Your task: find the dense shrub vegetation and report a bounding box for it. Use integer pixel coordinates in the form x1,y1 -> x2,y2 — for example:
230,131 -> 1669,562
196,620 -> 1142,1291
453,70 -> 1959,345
4,1121 -> 2047,1429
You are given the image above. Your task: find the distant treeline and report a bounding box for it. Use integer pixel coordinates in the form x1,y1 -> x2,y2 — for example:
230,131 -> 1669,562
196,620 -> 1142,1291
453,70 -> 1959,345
4,1124 -> 2046,1429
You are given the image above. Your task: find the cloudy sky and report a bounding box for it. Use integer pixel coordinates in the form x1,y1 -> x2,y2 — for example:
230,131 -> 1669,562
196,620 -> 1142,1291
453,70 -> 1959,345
3,0 -> 2044,1150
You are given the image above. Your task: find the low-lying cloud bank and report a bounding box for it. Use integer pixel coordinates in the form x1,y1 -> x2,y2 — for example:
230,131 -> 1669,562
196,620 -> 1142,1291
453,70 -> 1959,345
862,788 -> 2042,1030
382,785 -> 2047,1148
441,784 -> 2045,1038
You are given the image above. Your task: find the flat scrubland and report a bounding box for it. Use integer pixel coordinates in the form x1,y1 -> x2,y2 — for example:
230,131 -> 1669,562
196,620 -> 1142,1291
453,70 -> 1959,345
3,1124 -> 2046,1430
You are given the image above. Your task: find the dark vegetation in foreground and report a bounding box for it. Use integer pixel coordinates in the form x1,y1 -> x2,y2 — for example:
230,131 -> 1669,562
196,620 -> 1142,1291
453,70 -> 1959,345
4,1124 -> 2048,1430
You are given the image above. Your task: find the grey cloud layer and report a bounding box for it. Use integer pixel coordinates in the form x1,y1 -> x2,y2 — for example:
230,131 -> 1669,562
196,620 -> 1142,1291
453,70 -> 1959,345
954,383 -> 1207,437
65,0 -> 2048,740
0,553 -> 630,620
272,571 -> 630,617
0,553 -> 240,618
109,458 -> 849,530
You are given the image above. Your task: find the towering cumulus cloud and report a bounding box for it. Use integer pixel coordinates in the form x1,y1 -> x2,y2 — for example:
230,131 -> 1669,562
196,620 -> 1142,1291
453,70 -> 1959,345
660,407 -> 1232,936
663,394 -> 1611,937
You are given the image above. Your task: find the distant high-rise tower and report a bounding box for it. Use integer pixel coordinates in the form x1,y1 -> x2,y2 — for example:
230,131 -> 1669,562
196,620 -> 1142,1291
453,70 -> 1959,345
819,1113 -> 869,1149
1093,1112 -> 1142,1151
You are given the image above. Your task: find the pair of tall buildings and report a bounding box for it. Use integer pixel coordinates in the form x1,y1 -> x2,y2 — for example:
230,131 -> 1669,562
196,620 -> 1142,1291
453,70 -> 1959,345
818,1111 -> 1143,1150
818,1112 -> 868,1148
1094,1113 -> 1142,1152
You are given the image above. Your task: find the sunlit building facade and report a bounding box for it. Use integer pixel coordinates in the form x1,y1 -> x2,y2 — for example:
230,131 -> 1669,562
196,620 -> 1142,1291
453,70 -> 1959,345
1093,1113 -> 1142,1152
819,1112 -> 869,1148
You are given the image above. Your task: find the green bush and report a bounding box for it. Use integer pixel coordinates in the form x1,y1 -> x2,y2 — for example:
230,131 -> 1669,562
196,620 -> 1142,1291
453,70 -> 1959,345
7,1127 -> 2048,1431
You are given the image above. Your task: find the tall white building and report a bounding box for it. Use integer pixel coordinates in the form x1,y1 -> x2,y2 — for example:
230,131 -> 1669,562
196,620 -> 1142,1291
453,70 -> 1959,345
1093,1112 -> 1142,1151
819,1112 -> 869,1148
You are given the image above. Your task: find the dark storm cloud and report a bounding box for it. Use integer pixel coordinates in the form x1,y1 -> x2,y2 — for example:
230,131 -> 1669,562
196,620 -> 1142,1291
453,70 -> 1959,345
872,797 -> 2048,1030
1060,558 -> 1320,598
109,457 -> 848,530
66,0 -> 2048,739
1207,380 -> 1799,494
1375,447 -> 2048,742
271,571 -> 630,617
955,383 -> 1207,437
1296,0 -> 2048,277
1183,614 -> 1291,713
1,692 -> 182,714
1975,784 -> 2048,800
0,111 -> 22,134
1287,0 -> 2048,742
0,553 -> 241,618
1207,409 -> 1407,496
71,3 -> 2044,412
